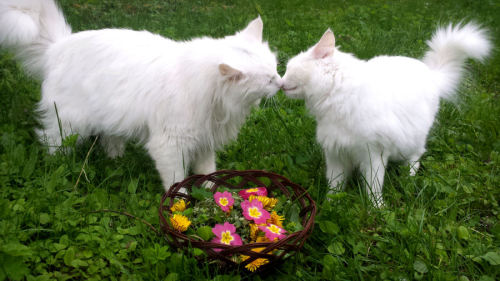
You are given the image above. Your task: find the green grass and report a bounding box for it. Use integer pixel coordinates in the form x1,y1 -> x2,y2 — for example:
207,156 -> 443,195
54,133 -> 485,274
1,0 -> 499,280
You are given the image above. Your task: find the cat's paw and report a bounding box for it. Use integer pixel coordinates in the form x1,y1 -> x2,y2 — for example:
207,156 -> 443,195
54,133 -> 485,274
101,136 -> 125,159
176,187 -> 188,195
105,146 -> 125,159
370,194 -> 385,208
201,181 -> 215,190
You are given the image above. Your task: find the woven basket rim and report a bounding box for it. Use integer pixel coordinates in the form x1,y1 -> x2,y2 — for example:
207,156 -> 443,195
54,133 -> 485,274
158,169 -> 317,268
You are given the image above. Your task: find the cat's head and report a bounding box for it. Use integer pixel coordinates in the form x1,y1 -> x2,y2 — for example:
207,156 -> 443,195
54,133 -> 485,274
282,29 -> 336,99
217,17 -> 282,105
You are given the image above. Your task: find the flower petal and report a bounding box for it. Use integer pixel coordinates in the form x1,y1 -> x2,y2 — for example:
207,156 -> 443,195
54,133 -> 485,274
239,187 -> 268,200
259,224 -> 287,241
223,222 -> 236,233
212,224 -> 226,237
213,192 -> 222,200
231,233 -> 243,246
242,200 -> 270,224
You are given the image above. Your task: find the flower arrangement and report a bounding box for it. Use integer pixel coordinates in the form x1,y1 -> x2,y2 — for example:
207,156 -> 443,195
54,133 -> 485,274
160,170 -> 316,273
167,186 -> 300,271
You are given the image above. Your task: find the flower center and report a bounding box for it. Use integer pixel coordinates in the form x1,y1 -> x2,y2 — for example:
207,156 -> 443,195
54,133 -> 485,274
246,188 -> 259,193
219,197 -> 229,206
268,224 -> 281,234
221,231 -> 234,245
248,207 -> 262,218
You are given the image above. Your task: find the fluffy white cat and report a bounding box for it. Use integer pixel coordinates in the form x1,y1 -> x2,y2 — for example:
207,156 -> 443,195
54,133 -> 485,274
0,0 -> 282,191
282,23 -> 491,207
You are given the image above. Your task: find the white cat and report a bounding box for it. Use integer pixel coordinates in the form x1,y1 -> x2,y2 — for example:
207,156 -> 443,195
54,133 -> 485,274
0,0 -> 282,191
282,23 -> 491,207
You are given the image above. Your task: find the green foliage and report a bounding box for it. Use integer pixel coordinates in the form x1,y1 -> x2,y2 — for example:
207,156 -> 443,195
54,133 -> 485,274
1,0 -> 499,280
196,226 -> 214,242
190,186 -> 213,201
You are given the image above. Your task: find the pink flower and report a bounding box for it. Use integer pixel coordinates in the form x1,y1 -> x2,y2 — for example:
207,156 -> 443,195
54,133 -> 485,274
211,222 -> 242,251
238,187 -> 268,200
241,200 -> 270,224
259,224 -> 287,241
214,191 -> 234,212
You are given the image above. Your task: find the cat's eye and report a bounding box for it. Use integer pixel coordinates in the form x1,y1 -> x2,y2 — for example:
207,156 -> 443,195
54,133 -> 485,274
268,77 -> 274,84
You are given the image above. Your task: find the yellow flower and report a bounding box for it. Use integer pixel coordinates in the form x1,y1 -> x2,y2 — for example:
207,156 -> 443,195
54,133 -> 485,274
170,199 -> 187,212
249,195 -> 278,211
267,211 -> 284,228
255,236 -> 270,243
249,223 -> 260,241
240,247 -> 269,272
245,258 -> 269,272
170,214 -> 191,232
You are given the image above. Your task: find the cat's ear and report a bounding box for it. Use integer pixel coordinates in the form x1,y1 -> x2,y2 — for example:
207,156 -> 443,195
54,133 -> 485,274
239,16 -> 263,42
312,29 -> 335,59
219,63 -> 243,81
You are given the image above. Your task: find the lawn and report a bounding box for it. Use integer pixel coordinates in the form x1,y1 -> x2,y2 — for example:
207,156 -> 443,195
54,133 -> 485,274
1,0 -> 499,280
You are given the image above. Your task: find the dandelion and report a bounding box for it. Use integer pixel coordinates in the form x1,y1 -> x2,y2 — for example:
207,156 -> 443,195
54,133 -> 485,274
214,191 -> 234,212
249,223 -> 260,241
266,211 -> 285,228
238,187 -> 268,200
249,195 -> 278,210
255,236 -> 270,243
245,257 -> 269,272
211,222 -> 242,251
259,223 -> 287,241
240,247 -> 269,272
170,214 -> 191,232
241,200 -> 270,224
170,199 -> 187,212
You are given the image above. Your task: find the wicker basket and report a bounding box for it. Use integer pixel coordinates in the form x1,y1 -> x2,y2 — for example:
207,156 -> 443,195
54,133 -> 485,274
159,170 -> 317,271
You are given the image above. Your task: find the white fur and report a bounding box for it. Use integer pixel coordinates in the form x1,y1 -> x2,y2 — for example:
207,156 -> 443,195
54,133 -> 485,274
282,23 -> 491,207
0,0 -> 282,191
0,0 -> 71,78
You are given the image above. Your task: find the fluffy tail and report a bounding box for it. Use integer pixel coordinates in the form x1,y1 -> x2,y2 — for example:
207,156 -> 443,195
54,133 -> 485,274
423,22 -> 491,100
0,0 -> 71,78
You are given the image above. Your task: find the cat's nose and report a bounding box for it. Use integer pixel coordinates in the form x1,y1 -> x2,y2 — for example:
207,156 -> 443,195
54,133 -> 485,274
277,77 -> 284,88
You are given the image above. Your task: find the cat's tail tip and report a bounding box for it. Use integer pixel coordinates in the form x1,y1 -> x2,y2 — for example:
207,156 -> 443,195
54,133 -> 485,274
0,0 -> 71,77
424,22 -> 491,66
0,0 -> 72,46
0,1 -> 40,47
423,22 -> 492,99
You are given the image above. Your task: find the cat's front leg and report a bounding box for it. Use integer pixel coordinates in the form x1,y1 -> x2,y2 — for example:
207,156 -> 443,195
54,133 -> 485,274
325,150 -> 352,194
192,149 -> 216,175
193,149 -> 217,190
359,148 -> 389,208
146,135 -> 191,193
407,150 -> 425,176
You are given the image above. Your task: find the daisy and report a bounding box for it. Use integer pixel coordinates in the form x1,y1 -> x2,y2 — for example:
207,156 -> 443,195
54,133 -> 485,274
238,187 -> 268,200
213,191 -> 234,212
241,200 -> 270,224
